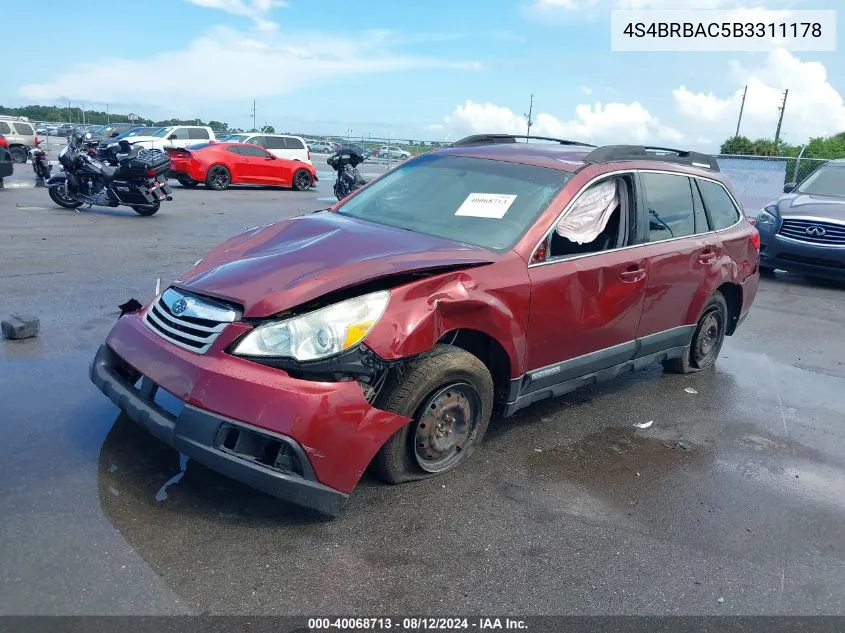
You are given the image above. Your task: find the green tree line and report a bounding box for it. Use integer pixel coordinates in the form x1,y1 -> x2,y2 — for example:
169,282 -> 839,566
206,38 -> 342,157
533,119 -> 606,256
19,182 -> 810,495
720,131 -> 845,159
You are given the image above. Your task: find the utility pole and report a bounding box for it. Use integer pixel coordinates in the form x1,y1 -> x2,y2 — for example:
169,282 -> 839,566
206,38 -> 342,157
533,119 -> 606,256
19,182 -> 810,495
774,89 -> 789,147
68,100 -> 72,123
525,94 -> 535,138
106,104 -> 110,124
251,99 -> 256,133
734,84 -> 747,137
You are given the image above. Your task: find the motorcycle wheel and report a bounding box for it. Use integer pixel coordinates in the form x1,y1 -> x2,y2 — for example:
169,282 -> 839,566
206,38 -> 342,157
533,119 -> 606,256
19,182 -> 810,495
132,199 -> 161,216
292,169 -> 313,191
48,186 -> 83,209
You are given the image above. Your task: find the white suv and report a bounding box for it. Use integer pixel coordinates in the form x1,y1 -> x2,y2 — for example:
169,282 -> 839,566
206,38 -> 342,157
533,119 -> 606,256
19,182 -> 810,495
377,145 -> 411,160
223,133 -> 311,164
128,125 -> 216,151
0,117 -> 37,163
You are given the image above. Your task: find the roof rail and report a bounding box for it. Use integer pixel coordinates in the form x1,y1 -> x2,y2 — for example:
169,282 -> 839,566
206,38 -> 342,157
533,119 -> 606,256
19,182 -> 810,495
583,145 -> 720,172
451,134 -> 596,148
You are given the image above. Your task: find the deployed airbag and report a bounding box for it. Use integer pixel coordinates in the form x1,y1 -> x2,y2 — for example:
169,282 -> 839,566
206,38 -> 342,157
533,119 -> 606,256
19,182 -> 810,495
555,179 -> 619,244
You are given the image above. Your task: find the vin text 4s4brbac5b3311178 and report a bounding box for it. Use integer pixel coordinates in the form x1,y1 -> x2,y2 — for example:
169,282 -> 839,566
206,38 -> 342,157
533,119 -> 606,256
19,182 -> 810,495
89,134 -> 760,516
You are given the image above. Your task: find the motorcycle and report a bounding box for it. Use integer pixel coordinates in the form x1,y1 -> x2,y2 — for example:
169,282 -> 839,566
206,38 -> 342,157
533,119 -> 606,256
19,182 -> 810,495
46,131 -> 173,216
29,139 -> 52,186
327,145 -> 367,201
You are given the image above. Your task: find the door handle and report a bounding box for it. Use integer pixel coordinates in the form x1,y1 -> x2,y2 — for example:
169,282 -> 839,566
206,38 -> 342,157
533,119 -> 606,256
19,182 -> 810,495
619,266 -> 646,283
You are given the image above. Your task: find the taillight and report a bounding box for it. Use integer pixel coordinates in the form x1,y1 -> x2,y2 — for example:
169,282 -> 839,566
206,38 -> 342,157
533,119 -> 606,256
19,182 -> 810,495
34,135 -> 39,145
750,228 -> 761,250
146,169 -> 157,176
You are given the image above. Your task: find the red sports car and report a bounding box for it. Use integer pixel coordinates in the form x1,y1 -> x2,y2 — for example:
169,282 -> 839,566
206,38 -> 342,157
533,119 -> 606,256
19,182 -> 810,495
168,142 -> 318,191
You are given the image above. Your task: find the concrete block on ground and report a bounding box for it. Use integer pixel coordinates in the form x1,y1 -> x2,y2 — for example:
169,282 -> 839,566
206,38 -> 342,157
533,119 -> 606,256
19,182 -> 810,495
2,314 -> 40,340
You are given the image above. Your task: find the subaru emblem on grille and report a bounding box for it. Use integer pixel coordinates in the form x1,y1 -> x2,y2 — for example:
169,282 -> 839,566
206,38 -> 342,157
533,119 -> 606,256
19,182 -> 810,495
805,225 -> 826,237
172,298 -> 189,315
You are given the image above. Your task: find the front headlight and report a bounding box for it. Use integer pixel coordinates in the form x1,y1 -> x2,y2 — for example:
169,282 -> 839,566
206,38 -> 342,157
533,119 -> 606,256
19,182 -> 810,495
232,290 -> 390,362
757,207 -> 777,224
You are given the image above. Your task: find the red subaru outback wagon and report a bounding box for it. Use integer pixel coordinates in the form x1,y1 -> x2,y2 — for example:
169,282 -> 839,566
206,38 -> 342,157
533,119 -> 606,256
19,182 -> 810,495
91,134 -> 760,515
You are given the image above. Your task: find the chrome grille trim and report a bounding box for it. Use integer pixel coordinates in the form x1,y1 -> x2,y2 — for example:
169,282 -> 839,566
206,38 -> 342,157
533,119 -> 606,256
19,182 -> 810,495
142,288 -> 237,354
778,218 -> 845,246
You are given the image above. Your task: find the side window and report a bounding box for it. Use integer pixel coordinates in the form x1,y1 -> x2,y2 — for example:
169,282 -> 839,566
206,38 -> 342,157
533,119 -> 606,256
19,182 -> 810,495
249,136 -> 266,148
239,145 -> 270,158
641,173 -> 695,242
698,179 -> 741,230
264,136 -> 286,150
0,122 -> 10,134
13,123 -> 34,135
284,137 -> 305,150
548,177 -> 631,259
690,179 -> 711,233
188,128 -> 209,140
226,146 -> 243,156
170,128 -> 190,140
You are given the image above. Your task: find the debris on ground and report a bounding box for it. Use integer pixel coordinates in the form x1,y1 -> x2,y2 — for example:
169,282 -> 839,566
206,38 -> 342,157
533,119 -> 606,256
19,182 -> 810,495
662,440 -> 692,451
534,448 -> 543,452
685,387 -> 698,394
716,597 -> 725,604
2,314 -> 40,340
634,420 -> 654,429
118,299 -> 143,317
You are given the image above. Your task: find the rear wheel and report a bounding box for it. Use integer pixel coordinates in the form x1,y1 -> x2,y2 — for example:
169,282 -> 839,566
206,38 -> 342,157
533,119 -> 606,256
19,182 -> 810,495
10,147 -> 27,164
372,345 -> 494,484
177,175 -> 198,188
760,265 -> 776,276
48,185 -> 83,209
663,293 -> 728,374
132,199 -> 161,216
205,165 -> 231,191
292,168 -> 313,191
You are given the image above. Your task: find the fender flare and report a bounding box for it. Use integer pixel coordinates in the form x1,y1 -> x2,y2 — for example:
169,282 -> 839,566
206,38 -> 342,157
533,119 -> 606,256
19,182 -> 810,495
46,174 -> 67,188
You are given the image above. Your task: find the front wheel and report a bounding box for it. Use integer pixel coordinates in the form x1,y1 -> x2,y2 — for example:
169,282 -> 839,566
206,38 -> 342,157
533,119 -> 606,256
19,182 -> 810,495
9,147 -> 27,164
372,345 -> 494,484
205,165 -> 230,191
48,185 -> 83,209
292,168 -> 313,191
132,199 -> 161,216
663,293 -> 728,374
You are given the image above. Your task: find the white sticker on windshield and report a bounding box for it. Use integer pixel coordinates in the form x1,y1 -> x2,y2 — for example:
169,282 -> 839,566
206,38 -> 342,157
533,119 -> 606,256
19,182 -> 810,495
455,193 -> 517,219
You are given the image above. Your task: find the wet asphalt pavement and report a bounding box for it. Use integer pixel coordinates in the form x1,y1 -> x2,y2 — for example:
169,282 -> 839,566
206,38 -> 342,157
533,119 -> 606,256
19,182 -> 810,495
1,168 -> 845,616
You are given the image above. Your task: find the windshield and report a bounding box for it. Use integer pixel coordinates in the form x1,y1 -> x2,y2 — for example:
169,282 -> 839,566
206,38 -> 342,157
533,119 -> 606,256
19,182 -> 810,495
797,164 -> 845,197
116,127 -> 147,139
221,134 -> 249,142
150,127 -> 173,138
335,154 -> 570,251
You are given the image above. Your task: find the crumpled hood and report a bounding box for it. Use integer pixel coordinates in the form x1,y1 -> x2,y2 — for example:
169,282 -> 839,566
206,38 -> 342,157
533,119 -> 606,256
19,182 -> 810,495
775,192 -> 845,220
175,212 -> 497,317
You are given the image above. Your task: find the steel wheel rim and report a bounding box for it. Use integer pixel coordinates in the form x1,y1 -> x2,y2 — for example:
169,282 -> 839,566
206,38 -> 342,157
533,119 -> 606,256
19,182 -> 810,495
295,171 -> 311,190
413,382 -> 481,473
210,167 -> 229,188
693,308 -> 723,366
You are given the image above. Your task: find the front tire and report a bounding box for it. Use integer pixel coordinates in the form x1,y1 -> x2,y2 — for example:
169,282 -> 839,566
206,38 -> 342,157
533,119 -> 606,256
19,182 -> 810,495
292,168 -> 313,191
663,293 -> 728,374
9,147 -> 27,164
132,199 -> 161,216
205,165 -> 231,191
372,345 -> 494,484
48,185 -> 83,209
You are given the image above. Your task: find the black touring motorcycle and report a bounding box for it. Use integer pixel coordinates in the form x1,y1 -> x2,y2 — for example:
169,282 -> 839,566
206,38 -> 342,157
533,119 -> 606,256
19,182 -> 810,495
47,131 -> 172,216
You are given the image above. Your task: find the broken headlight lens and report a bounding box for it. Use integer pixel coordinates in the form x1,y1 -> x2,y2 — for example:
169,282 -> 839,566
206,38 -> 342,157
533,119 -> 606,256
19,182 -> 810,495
757,207 -> 777,225
232,290 -> 390,362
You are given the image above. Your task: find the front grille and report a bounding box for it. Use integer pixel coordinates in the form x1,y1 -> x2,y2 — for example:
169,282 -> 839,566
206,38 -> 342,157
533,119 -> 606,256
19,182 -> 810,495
143,287 -> 238,354
777,253 -> 845,270
779,219 -> 845,246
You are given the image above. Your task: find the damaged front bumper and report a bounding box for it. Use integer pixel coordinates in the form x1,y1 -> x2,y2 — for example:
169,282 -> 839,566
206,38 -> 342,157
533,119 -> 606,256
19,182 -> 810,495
90,312 -> 412,516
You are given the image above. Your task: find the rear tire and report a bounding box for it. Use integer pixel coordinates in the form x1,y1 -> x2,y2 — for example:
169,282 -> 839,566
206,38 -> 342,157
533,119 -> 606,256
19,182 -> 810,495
663,293 -> 728,374
132,199 -> 161,216
48,185 -> 83,209
9,147 -> 27,164
292,168 -> 313,191
760,265 -> 776,276
205,165 -> 231,191
178,176 -> 198,188
372,345 -> 494,484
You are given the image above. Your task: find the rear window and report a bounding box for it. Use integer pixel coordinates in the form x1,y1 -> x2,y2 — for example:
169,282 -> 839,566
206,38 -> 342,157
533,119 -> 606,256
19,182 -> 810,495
697,179 -> 741,230
12,122 -> 34,135
335,154 -> 570,251
284,137 -> 305,150
186,143 -> 215,150
641,173 -> 696,242
264,136 -> 286,150
189,128 -> 210,140
0,122 -> 10,134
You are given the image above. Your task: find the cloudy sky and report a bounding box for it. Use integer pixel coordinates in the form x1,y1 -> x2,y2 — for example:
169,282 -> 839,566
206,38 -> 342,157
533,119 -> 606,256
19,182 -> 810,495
3,0 -> 844,150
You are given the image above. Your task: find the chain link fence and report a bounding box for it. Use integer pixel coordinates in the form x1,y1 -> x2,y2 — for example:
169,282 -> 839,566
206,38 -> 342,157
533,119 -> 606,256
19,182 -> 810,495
715,154 -> 829,216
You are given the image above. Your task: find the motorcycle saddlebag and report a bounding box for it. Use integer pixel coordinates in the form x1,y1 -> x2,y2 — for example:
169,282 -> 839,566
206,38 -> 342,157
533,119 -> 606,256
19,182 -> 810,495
125,149 -> 171,179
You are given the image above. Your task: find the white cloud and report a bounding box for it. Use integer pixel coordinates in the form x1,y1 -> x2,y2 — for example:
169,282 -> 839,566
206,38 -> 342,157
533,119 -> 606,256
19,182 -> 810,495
580,86 -> 593,95
672,49 -> 845,141
184,0 -> 287,30
433,99 -> 683,145
18,28 -> 478,107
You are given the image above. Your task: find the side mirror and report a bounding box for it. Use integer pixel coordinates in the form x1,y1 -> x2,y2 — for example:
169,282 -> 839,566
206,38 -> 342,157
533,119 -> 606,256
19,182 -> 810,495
783,182 -> 797,193
110,132 -> 119,137
168,134 -> 177,140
